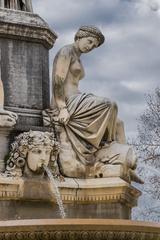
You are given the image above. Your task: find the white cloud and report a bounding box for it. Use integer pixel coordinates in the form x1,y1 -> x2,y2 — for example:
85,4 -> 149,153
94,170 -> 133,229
135,0 -> 160,15
121,80 -> 148,92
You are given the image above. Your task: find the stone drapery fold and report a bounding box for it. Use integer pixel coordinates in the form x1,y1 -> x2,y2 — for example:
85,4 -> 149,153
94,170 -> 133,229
64,93 -> 118,165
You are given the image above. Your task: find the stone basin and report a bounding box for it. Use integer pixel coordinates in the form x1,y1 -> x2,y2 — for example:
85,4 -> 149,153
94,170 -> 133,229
0,219 -> 159,240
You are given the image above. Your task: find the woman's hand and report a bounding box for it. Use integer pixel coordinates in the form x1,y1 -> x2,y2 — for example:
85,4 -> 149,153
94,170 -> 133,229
58,108 -> 70,125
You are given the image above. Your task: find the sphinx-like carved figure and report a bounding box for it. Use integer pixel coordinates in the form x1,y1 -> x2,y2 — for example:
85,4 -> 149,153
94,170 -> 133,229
5,131 -> 60,178
43,26 -> 143,184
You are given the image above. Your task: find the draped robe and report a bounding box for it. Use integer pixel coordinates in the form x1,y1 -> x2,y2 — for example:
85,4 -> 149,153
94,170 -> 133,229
51,44 -> 118,165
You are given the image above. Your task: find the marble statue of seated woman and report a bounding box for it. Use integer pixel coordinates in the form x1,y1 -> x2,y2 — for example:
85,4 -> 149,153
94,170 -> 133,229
43,26 -> 143,184
4,131 -> 60,178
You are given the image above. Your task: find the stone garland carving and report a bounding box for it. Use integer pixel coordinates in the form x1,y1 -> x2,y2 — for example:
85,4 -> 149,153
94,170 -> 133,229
4,131 -> 60,177
0,231 -> 158,240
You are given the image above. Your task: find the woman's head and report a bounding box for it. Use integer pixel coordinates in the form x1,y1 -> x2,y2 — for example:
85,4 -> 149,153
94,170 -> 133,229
74,26 -> 105,53
6,131 -> 59,174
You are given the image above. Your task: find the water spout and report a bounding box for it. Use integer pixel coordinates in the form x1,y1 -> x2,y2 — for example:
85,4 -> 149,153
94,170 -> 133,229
43,165 -> 66,218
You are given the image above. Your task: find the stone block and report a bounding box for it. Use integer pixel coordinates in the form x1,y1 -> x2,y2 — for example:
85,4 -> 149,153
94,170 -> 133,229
0,177 -> 141,220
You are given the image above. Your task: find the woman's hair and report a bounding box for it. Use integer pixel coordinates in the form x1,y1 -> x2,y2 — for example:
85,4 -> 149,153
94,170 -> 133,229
6,131 -> 59,170
74,26 -> 105,47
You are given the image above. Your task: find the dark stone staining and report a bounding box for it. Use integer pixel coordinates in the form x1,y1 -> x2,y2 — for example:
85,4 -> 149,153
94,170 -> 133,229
19,0 -> 24,10
42,47 -> 50,109
4,0 -> 10,8
54,76 -> 65,101
26,42 -> 43,109
0,201 -> 131,220
4,0 -> 26,10
99,173 -> 103,178
1,39 -> 50,110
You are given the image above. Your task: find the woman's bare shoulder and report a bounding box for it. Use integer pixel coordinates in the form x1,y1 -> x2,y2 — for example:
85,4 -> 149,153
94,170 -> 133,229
56,44 -> 74,57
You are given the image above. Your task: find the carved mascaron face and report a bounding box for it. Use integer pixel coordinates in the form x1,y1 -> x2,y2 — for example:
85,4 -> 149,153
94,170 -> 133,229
77,37 -> 99,53
27,145 -> 52,173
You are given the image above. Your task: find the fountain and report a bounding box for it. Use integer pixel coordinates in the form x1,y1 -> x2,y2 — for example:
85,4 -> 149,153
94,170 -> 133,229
0,1 -> 159,239
43,165 -> 66,219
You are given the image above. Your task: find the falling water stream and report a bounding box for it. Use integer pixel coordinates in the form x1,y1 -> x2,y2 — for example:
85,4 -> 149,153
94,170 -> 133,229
43,165 -> 66,218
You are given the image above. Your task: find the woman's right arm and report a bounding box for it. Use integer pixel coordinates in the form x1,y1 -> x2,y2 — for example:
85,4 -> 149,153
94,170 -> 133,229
54,75 -> 70,124
53,47 -> 72,124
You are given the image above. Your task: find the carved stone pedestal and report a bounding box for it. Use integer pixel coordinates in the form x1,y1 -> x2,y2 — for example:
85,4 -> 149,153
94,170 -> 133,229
0,8 -> 57,128
0,176 -> 141,220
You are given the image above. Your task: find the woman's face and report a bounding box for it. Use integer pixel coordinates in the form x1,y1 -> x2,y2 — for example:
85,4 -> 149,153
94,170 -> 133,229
27,145 -> 52,173
77,37 -> 99,53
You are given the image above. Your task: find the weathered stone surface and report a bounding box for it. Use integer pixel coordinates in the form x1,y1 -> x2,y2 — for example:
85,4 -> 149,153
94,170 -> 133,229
5,131 -> 59,177
0,176 -> 23,198
0,110 -> 17,127
0,8 -> 57,48
0,177 -> 141,219
0,8 -> 57,127
1,40 -> 50,112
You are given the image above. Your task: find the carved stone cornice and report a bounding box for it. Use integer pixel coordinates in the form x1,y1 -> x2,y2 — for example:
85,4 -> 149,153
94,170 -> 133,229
0,8 -> 57,49
0,177 -> 141,206
0,177 -> 23,199
0,219 -> 159,240
0,230 -> 159,240
58,177 -> 141,207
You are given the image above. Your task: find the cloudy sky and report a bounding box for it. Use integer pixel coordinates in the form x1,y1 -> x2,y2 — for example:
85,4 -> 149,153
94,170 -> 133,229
33,0 -> 160,138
